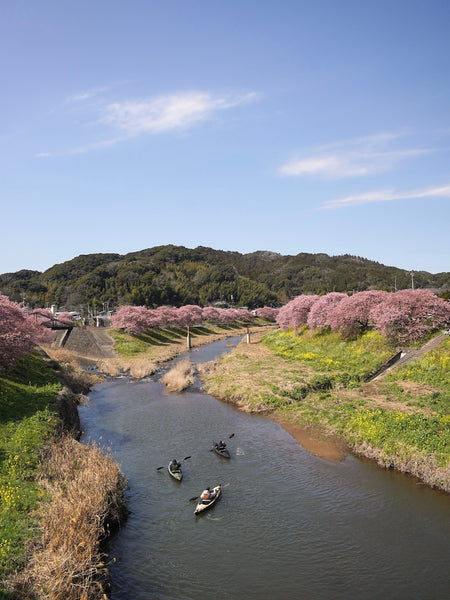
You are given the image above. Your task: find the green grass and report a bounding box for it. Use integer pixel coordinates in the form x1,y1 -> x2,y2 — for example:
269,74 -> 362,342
384,336 -> 450,415
385,336 -> 450,388
345,409 -> 450,465
109,322 -> 249,357
0,353 -> 61,580
263,328 -> 393,386
108,329 -> 155,355
109,326 -> 200,356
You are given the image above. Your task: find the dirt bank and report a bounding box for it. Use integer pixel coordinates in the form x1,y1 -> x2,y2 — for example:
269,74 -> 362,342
271,417 -> 347,462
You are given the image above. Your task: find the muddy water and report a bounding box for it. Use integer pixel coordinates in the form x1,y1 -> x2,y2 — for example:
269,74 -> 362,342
79,339 -> 449,600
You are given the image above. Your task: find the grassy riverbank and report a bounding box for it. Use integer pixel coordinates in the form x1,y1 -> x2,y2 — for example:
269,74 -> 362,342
0,353 -> 126,599
98,322 -> 261,377
202,328 -> 450,492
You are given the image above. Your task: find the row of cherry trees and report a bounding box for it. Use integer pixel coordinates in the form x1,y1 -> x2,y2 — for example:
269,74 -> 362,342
111,305 -> 261,336
0,294 -> 279,370
276,290 -> 450,343
2,288 -> 447,372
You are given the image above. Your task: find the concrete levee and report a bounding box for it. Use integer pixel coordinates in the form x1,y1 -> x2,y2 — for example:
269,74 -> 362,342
52,327 -> 116,359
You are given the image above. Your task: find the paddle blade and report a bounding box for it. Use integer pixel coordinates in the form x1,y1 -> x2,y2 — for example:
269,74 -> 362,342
229,433 -> 235,438
189,496 -> 198,502
183,455 -> 191,460
156,466 -> 164,470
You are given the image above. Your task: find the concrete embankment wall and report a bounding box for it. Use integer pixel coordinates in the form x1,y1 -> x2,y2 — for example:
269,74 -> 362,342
52,327 -> 116,359
371,333 -> 447,382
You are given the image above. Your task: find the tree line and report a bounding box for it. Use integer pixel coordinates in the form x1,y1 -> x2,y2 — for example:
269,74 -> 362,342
2,286 -> 448,372
276,289 -> 450,344
1,245 -> 448,312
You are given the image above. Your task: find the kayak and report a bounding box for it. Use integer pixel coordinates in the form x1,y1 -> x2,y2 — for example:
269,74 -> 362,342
213,443 -> 230,459
194,484 -> 222,515
168,462 -> 183,481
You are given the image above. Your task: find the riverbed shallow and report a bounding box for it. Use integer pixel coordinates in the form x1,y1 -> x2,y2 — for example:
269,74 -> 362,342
79,339 -> 450,600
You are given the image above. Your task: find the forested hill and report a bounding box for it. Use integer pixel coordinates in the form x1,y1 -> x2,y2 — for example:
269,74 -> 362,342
0,245 -> 449,311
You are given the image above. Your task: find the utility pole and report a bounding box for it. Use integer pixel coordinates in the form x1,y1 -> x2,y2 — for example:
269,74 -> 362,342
186,325 -> 191,349
411,271 -> 414,290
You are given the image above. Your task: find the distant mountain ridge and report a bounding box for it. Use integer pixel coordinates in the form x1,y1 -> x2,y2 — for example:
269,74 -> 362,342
0,245 -> 448,311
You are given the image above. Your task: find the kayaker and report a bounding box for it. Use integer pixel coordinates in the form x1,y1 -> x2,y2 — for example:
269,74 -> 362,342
201,487 -> 215,502
218,440 -> 226,450
170,459 -> 181,471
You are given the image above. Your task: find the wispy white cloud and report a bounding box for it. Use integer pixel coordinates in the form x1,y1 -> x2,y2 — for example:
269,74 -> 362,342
101,91 -> 258,135
37,89 -> 258,157
279,154 -> 370,177
35,135 -> 130,158
279,133 -> 431,179
319,184 -> 450,210
65,87 -> 109,103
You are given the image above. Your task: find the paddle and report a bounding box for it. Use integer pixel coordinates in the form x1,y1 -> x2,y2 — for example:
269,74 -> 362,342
157,455 -> 191,470
229,433 -> 235,438
188,495 -> 199,502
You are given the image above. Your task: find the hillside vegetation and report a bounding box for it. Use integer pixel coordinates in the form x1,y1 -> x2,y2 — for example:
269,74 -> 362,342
1,244 -> 449,311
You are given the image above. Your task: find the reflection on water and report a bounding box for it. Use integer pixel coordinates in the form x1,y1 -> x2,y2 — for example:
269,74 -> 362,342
79,340 -> 450,600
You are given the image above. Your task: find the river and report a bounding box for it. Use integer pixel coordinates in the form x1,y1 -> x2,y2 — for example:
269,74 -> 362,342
79,337 -> 449,600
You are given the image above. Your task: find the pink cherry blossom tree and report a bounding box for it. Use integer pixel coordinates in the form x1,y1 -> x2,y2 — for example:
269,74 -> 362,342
155,306 -> 179,327
255,307 -> 279,322
276,295 -> 319,332
307,292 -> 347,331
176,305 -> 204,326
31,308 -> 56,325
328,290 -> 389,340
57,312 -> 75,324
0,295 -> 51,371
202,307 -> 221,323
220,308 -> 240,324
235,308 -> 255,321
111,305 -> 151,335
371,289 -> 450,344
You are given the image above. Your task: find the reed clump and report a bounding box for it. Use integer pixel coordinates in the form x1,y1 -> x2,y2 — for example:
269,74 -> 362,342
162,358 -> 195,392
98,357 -> 158,378
10,435 -> 127,599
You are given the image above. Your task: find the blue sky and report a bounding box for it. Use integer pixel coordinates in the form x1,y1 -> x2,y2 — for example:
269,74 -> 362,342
1,0 -> 449,275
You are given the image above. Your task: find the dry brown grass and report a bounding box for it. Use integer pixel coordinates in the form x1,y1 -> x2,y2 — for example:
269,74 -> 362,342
162,358 -> 195,392
11,436 -> 126,600
43,347 -> 103,392
98,357 -> 158,378
202,333 -> 313,412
